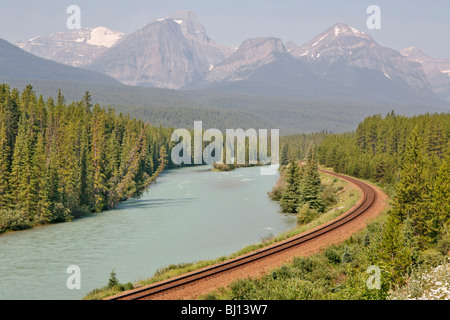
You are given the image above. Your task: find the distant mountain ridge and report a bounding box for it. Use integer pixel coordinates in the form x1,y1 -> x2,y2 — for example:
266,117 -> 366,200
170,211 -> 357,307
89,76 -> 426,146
13,11 -> 450,106
401,47 -> 450,102
0,38 -> 121,85
85,10 -> 234,89
16,27 -> 125,67
2,11 -> 449,137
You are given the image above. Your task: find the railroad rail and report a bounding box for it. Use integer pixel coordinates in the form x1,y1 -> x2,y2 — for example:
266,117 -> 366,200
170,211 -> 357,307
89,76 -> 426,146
105,170 -> 377,300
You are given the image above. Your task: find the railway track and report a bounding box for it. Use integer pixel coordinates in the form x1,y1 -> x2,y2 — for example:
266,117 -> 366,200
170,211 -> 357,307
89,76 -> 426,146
105,170 -> 377,300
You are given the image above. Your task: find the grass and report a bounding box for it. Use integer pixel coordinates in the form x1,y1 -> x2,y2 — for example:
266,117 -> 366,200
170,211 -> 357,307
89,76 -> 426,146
84,167 -> 362,300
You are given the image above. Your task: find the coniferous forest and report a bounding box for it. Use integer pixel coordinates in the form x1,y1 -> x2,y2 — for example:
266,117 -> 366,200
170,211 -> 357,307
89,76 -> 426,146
317,112 -> 450,251
0,84 -> 173,233
202,112 -> 450,300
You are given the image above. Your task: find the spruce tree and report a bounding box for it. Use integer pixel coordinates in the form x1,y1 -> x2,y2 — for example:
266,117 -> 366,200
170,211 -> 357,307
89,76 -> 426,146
32,132 -> 51,223
378,214 -> 413,285
0,110 -> 10,208
301,148 -> 325,212
280,143 -> 289,166
431,148 -> 450,235
280,160 -> 302,213
108,269 -> 119,288
391,126 -> 432,248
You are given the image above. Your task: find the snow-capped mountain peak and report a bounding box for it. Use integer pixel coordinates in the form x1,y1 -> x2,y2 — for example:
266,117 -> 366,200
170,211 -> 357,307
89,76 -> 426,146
16,27 -> 125,67
287,22 -> 433,96
86,27 -> 124,48
332,23 -> 368,38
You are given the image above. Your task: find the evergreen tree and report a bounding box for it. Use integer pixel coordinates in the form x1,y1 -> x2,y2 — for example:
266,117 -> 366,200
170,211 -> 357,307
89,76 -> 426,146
391,126 -> 432,248
378,214 -> 413,285
280,160 -> 302,213
32,132 -> 51,223
432,149 -> 450,235
280,143 -> 289,166
9,114 -> 35,214
91,106 -> 108,212
0,84 -> 175,232
108,269 -> 119,288
0,109 -> 10,208
301,148 -> 325,212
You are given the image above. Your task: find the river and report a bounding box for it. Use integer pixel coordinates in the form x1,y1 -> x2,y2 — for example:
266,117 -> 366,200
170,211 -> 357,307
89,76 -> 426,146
0,165 -> 296,300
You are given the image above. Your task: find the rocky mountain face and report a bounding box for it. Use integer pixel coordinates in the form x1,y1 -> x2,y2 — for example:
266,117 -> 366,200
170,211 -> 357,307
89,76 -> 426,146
288,23 -> 435,99
85,10 -> 233,89
16,27 -> 125,67
12,14 -> 449,106
204,37 -> 287,82
196,36 -> 359,101
401,47 -> 450,102
193,23 -> 443,105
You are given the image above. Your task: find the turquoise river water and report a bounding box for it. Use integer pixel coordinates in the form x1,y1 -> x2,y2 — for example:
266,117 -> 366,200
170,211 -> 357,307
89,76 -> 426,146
0,165 -> 296,300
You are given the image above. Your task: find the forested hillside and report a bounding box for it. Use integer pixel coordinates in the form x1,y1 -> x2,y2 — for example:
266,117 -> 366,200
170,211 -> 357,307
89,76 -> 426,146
318,112 -> 450,185
4,79 -> 448,135
317,112 -> 450,277
204,112 -> 450,300
0,84 -> 173,233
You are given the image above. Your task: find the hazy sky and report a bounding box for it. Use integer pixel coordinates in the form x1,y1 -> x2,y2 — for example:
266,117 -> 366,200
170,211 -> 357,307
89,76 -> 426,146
1,0 -> 450,58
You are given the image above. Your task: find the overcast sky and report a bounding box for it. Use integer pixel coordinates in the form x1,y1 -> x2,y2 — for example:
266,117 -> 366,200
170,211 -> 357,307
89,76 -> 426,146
1,0 -> 450,58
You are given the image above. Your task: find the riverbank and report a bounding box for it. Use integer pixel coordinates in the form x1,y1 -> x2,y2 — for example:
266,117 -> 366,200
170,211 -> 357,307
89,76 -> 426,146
84,167 -> 361,299
0,165 -> 292,300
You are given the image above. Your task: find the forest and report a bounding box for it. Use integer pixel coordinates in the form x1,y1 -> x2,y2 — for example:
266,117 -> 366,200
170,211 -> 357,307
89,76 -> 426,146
0,84 -> 174,233
318,112 -> 450,251
201,111 -> 450,300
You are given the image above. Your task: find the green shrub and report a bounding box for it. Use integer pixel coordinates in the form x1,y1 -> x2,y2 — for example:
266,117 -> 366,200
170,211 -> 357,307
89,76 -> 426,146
153,262 -> 195,277
341,247 -> 353,264
297,204 -> 320,225
271,265 -> 293,280
0,209 -> 31,233
418,249 -> 445,267
322,185 -> 338,207
325,246 -> 341,265
230,279 -> 257,300
292,256 -> 316,273
268,185 -> 284,201
52,203 -> 73,222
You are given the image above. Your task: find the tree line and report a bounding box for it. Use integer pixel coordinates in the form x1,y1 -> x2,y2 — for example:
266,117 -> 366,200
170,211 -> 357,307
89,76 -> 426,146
317,111 -> 450,284
0,84 -> 174,233
205,111 -> 450,300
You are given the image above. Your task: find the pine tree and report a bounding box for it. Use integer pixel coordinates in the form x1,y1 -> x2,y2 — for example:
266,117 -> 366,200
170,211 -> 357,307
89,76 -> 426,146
431,148 -> 450,235
91,106 -> 108,212
0,108 -> 10,208
301,148 -> 325,212
32,132 -> 51,223
83,91 -> 92,113
107,269 -> 119,288
9,114 -> 35,215
378,214 -> 413,285
280,160 -> 302,213
391,126 -> 435,248
280,143 -> 289,166
0,85 -> 177,227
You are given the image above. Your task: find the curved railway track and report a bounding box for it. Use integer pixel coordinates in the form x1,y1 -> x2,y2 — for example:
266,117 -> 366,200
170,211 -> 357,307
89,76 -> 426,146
105,170 -> 379,300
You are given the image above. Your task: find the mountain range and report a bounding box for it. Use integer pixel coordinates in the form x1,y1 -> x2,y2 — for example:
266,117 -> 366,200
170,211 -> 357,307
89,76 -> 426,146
0,38 -> 121,86
2,10 -> 449,134
401,46 -> 450,102
16,27 -> 125,67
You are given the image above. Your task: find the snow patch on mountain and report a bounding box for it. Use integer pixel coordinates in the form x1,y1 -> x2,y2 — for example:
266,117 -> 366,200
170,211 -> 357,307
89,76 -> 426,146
87,27 -> 124,48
